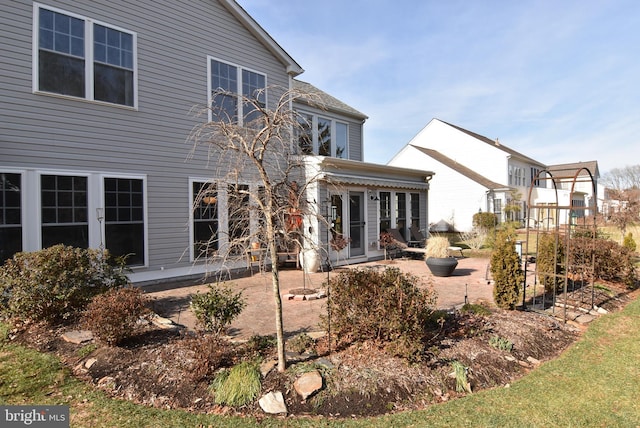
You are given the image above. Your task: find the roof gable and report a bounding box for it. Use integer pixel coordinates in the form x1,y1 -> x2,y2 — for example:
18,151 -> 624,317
411,145 -> 507,190
438,119 -> 544,167
547,161 -> 599,179
219,0 -> 304,76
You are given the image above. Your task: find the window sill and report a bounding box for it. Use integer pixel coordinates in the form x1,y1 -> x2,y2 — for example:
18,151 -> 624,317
33,90 -> 138,112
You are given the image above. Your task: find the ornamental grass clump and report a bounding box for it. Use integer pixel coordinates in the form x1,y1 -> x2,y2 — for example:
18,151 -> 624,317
424,236 -> 451,259
209,361 -> 261,407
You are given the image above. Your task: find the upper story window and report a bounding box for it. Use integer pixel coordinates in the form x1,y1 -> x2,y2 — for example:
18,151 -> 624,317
34,4 -> 137,107
209,58 -> 266,125
295,111 -> 348,158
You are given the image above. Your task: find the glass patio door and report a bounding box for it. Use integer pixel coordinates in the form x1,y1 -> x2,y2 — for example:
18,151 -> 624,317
349,192 -> 365,257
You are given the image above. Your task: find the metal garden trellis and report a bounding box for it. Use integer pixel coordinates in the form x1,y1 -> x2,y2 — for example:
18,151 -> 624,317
522,167 -> 598,322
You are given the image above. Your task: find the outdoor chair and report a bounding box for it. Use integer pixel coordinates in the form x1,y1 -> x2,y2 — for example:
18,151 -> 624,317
409,225 -> 426,247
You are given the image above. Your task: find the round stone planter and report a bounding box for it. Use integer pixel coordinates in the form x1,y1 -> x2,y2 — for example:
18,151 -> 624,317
425,257 -> 458,277
299,249 -> 321,273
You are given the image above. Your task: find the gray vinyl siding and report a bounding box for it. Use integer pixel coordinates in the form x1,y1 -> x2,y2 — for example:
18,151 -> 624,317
367,197 -> 379,250
1,0 -> 292,272
348,120 -> 363,161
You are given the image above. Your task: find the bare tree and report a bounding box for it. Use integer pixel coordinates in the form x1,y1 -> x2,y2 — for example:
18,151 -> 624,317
188,86 -> 323,372
601,165 -> 640,240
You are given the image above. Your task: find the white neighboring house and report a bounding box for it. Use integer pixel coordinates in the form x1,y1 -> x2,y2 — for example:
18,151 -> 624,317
388,118 -> 599,232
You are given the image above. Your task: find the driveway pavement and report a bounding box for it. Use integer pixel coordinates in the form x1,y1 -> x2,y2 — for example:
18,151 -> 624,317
145,257 -> 494,340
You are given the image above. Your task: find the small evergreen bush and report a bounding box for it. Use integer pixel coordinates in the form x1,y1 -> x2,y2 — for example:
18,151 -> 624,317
191,284 -> 247,334
490,229 -> 524,309
82,287 -> 150,346
321,267 -> 437,360
537,232 -> 565,293
0,245 -> 129,324
623,232 -> 637,252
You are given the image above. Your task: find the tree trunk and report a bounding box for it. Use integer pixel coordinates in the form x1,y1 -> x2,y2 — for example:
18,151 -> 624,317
266,222 -> 286,372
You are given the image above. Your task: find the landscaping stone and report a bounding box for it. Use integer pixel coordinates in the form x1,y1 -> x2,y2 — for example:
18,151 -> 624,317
62,330 -> 93,344
260,359 -> 277,377
575,314 -> 596,324
149,314 -> 181,330
294,370 -> 323,399
84,358 -> 98,369
526,356 -> 541,366
259,391 -> 287,414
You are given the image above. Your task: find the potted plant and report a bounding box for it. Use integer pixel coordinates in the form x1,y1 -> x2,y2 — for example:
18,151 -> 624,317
425,236 -> 458,277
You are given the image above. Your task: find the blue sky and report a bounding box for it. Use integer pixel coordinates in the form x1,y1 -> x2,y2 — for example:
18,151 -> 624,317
239,0 -> 640,174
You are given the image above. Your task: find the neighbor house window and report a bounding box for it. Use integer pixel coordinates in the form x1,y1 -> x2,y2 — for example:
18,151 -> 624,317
192,182 -> 218,258
35,5 -> 136,107
104,178 -> 144,266
0,173 -> 22,262
41,174 -> 88,248
209,58 -> 266,125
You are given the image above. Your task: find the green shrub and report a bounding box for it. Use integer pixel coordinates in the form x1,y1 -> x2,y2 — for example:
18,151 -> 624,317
191,284 -> 247,334
460,303 -> 492,316
489,336 -> 514,352
209,361 -> 261,407
321,267 -> 437,361
570,237 -> 636,288
490,229 -> 524,309
537,232 -> 565,293
473,212 -> 498,231
0,245 -> 129,324
623,232 -> 636,252
82,287 -> 149,346
288,333 -> 315,354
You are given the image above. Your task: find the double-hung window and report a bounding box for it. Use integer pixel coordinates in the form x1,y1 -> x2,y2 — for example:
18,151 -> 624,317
104,178 -> 145,266
209,58 -> 266,125
41,174 -> 88,249
35,4 -> 136,107
192,182 -> 219,259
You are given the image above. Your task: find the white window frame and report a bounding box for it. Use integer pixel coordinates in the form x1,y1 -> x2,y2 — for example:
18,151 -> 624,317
99,173 -> 148,268
294,110 -> 349,158
207,56 -> 267,126
32,3 -> 138,109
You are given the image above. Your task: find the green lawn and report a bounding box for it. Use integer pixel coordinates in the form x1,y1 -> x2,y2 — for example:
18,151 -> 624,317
2,295 -> 640,427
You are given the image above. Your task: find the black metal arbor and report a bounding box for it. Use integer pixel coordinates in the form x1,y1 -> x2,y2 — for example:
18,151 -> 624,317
522,167 -> 598,321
